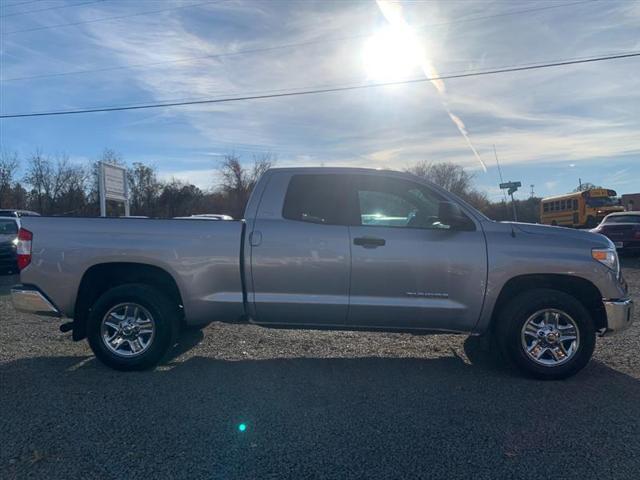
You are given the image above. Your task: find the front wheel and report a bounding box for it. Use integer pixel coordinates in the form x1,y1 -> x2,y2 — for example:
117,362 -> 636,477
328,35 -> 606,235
495,289 -> 595,380
87,284 -> 179,371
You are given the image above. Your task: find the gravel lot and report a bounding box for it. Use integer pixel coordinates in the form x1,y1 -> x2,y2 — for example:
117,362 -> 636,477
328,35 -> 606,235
1,258 -> 639,479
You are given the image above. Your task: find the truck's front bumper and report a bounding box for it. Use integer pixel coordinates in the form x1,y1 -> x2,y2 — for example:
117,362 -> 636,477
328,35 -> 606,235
602,298 -> 634,335
11,285 -> 61,317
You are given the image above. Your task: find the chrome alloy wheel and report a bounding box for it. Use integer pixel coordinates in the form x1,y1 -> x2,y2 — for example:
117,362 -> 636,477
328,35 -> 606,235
101,303 -> 156,357
521,309 -> 580,367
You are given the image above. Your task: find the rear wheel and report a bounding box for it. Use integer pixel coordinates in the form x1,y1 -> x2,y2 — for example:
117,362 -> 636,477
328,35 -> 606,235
87,284 -> 179,371
495,289 -> 595,380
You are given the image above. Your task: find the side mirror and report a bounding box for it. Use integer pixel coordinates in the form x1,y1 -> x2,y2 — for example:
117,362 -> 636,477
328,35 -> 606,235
438,202 -> 474,230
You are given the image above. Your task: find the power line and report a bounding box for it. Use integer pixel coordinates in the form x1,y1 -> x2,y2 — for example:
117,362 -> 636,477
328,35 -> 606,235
2,0 -> 223,35
1,0 -> 594,80
2,51 -> 637,119
0,0 -> 105,18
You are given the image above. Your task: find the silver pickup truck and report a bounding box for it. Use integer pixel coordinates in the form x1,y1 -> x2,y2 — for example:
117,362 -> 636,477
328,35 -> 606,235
11,168 -> 634,379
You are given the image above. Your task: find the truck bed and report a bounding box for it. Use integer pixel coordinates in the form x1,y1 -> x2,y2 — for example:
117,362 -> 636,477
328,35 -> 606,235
18,217 -> 246,325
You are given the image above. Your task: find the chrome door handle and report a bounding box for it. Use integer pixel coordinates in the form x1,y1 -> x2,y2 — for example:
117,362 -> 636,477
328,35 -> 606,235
353,236 -> 386,248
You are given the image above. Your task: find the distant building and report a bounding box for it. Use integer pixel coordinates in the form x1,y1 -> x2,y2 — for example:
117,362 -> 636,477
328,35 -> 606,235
621,193 -> 640,211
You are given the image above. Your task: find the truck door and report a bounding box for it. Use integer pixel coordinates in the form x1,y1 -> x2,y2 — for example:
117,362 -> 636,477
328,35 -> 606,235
248,173 -> 352,326
346,174 -> 488,332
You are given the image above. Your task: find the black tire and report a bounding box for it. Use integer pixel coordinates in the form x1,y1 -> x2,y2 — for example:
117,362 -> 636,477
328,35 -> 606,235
495,288 -> 595,380
586,216 -> 597,228
87,284 -> 179,371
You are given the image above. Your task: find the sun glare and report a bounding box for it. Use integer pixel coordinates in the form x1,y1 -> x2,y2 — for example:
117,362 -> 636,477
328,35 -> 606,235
362,26 -> 424,82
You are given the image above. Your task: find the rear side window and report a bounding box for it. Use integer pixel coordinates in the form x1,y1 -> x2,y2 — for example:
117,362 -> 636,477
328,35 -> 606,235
0,219 -> 18,235
282,175 -> 350,225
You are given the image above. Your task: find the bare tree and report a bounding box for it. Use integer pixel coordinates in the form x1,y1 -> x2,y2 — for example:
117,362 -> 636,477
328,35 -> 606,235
0,151 -> 19,208
250,153 -> 275,190
100,148 -> 122,165
218,153 -> 275,218
219,154 -> 245,194
53,160 -> 89,215
406,161 -> 473,197
406,160 -> 500,211
462,189 -> 491,211
128,162 -> 161,216
23,151 -> 88,215
23,150 -> 53,214
10,183 -> 28,210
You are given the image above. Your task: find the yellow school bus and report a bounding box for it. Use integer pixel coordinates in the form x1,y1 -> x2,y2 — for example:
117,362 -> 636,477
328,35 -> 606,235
540,188 -> 624,228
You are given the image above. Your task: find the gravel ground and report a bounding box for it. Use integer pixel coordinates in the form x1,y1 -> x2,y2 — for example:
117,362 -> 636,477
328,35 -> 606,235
1,258 -> 639,479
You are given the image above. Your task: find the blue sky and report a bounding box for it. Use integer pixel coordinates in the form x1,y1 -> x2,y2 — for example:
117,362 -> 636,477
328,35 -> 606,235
1,0 -> 639,200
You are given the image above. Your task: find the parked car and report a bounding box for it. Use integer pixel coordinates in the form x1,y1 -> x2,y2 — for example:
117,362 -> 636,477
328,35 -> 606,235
0,216 -> 19,275
591,211 -> 640,254
11,168 -> 634,379
0,210 -> 40,218
173,214 -> 233,220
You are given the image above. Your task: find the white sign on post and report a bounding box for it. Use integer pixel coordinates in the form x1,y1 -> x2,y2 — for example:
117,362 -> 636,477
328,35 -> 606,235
99,162 -> 130,217
103,164 -> 126,201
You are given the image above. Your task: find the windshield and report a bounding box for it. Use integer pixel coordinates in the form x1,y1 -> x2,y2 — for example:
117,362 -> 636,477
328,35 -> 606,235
586,197 -> 619,208
604,215 -> 640,224
0,219 -> 18,235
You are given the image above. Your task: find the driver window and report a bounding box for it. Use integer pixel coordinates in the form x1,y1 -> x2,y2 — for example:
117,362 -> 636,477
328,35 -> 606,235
354,176 -> 448,229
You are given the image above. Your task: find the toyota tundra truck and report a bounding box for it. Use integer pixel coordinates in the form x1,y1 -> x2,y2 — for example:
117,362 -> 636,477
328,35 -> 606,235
10,168 -> 634,379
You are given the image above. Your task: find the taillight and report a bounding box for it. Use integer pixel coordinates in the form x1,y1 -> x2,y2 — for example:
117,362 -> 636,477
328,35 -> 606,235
16,228 -> 33,270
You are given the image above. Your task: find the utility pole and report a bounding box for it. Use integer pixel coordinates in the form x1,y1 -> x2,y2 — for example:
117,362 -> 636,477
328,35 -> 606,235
530,184 -> 535,198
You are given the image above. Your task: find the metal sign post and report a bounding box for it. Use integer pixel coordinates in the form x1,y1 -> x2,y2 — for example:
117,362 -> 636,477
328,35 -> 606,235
499,181 -> 522,222
99,162 -> 129,217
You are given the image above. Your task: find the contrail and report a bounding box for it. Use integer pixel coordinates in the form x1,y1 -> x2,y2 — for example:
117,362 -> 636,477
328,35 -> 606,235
376,0 -> 487,171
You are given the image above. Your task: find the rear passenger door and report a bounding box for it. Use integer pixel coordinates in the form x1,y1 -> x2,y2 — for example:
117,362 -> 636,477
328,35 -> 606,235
249,173 -> 353,326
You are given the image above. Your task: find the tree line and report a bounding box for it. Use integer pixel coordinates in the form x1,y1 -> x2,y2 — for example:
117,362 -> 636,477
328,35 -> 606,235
0,149 -> 274,219
0,149 -> 541,222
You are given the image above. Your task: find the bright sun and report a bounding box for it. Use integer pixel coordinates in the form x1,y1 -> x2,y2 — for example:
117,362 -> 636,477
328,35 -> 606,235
362,26 -> 424,82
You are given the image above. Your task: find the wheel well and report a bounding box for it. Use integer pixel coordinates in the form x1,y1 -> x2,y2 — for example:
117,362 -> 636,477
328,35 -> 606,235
490,274 -> 606,331
72,263 -> 183,340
